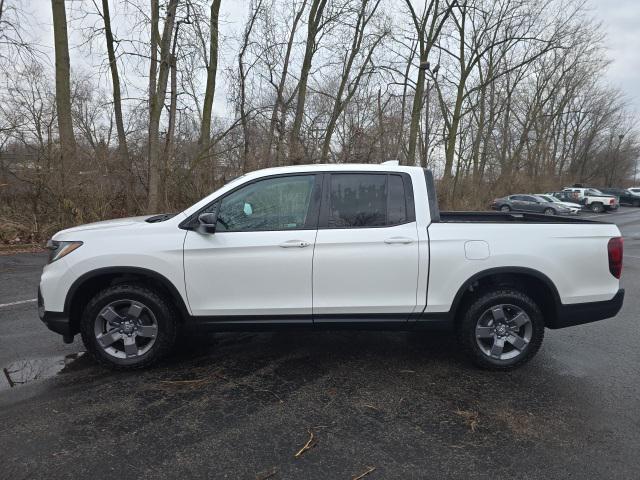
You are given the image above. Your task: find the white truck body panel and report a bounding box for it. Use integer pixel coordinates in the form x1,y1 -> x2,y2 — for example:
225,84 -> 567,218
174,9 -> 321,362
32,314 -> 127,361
41,164 -> 622,327
425,222 -> 620,313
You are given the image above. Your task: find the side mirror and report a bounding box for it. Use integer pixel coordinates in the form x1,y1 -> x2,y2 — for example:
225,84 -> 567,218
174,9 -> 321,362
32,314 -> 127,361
196,212 -> 217,234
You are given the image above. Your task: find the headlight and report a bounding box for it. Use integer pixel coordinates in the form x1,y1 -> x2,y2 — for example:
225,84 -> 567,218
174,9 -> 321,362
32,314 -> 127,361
46,240 -> 83,263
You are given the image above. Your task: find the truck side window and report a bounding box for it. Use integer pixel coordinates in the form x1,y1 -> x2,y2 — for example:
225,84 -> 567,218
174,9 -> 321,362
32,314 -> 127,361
387,175 -> 407,224
216,175 -> 316,232
327,173 -> 409,228
328,174 -> 387,227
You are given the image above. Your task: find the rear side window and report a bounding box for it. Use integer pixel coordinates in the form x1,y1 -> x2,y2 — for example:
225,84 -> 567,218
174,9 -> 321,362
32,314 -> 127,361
326,173 -> 411,228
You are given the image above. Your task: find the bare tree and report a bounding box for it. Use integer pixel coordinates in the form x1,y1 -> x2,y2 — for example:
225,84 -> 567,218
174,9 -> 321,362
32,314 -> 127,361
148,0 -> 178,212
319,0 -> 386,163
237,0 -> 262,171
96,0 -> 134,208
51,0 -> 76,196
403,0 -> 454,166
197,0 -> 222,156
289,0 -> 328,164
266,0 -> 307,166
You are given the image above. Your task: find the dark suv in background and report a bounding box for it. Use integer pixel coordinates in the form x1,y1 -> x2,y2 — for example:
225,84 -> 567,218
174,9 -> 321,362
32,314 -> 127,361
598,187 -> 640,207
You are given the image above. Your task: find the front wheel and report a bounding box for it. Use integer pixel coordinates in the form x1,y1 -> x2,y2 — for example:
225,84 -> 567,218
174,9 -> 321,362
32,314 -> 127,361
80,284 -> 178,369
457,288 -> 545,370
543,208 -> 554,215
633,199 -> 640,207
500,205 -> 511,212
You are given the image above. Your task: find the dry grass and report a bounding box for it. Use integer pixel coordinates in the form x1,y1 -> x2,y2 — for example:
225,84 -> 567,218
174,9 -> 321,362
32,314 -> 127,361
494,408 -> 539,438
455,408 -> 480,433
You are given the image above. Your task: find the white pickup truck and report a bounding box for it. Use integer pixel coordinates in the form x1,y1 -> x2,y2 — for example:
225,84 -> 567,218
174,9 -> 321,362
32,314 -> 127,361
562,187 -> 619,213
39,164 -> 624,370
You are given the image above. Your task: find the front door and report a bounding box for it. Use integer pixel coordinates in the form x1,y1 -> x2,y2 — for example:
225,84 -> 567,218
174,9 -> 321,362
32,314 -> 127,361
521,195 -> 543,212
183,174 -> 321,318
312,173 -> 420,323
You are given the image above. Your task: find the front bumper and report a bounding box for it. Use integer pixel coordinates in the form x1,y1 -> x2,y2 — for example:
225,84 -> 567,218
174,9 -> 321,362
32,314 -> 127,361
38,287 -> 73,341
553,289 -> 625,329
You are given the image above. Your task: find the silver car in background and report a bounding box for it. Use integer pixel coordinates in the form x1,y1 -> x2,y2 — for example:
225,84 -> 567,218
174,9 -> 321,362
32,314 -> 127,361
537,194 -> 582,214
490,194 -> 572,215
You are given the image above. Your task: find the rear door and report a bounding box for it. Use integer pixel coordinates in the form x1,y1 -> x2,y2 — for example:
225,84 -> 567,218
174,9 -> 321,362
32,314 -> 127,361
312,172 -> 420,323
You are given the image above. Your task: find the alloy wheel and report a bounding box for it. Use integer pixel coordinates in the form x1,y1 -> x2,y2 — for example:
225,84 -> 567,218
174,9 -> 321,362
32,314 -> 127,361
475,304 -> 532,361
93,299 -> 158,359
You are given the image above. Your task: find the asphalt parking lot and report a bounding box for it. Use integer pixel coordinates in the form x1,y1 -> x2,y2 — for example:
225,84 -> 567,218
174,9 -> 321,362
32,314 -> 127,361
1,208 -> 640,479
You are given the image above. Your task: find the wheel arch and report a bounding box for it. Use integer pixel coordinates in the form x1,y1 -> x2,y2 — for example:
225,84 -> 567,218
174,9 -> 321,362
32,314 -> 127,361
449,267 -> 561,328
64,267 -> 190,334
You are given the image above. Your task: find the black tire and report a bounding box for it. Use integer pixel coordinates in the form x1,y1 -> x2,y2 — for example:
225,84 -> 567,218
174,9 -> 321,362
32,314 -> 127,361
80,283 -> 178,370
543,208 -> 554,215
590,202 -> 604,213
457,288 -> 545,370
633,199 -> 640,207
500,205 -> 511,212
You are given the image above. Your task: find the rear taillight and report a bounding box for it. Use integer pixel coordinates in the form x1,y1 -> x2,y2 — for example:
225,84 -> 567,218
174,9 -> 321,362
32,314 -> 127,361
608,237 -> 623,279
610,199 -> 615,205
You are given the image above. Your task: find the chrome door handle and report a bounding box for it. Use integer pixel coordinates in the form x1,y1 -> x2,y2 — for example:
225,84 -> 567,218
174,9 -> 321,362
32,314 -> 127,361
384,237 -> 414,245
279,240 -> 311,248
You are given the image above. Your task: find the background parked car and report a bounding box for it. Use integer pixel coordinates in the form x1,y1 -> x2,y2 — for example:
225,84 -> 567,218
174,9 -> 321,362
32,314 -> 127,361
549,191 -> 579,204
490,195 -> 571,215
598,187 -> 640,207
561,187 -> 618,213
628,187 -> 640,196
537,194 -> 582,214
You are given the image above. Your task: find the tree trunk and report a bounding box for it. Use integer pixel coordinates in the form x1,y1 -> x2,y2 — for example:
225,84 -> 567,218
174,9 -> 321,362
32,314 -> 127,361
147,0 -> 178,213
101,0 -> 133,210
238,1 -> 262,172
289,0 -> 328,165
268,0 -> 306,166
320,0 -> 383,163
404,0 -> 455,166
163,53 -> 177,207
51,0 -> 76,198
198,0 -> 222,159
149,0 -> 160,106
406,55 -> 425,166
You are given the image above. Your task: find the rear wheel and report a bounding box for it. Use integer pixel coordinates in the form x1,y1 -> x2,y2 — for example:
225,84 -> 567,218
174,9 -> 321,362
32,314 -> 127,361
457,288 -> 544,370
80,284 -> 178,369
543,208 -> 554,215
500,205 -> 511,212
590,202 -> 604,213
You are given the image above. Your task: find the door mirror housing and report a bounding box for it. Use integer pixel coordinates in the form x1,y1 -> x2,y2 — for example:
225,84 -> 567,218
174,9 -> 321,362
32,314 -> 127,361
197,212 -> 217,234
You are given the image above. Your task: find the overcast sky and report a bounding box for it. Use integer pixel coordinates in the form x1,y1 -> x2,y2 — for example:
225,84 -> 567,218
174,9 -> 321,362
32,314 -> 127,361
592,0 -> 640,114
27,0 -> 640,116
